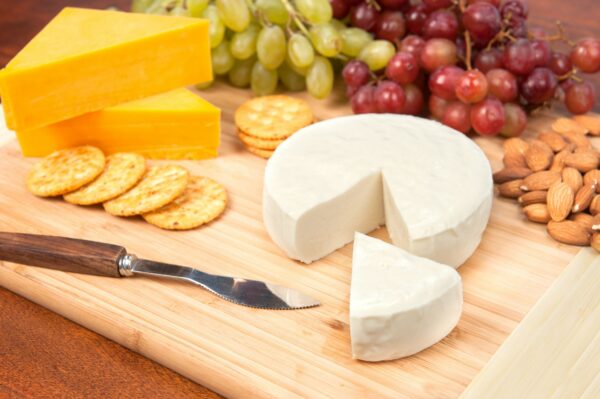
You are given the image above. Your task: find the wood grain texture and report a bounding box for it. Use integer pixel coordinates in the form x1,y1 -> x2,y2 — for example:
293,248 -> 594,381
0,232 -> 125,277
1,82 -> 595,398
461,248 -> 600,399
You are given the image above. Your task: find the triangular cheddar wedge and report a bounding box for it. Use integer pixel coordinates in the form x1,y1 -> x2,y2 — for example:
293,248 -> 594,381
350,233 -> 463,362
0,7 -> 211,131
15,89 -> 220,160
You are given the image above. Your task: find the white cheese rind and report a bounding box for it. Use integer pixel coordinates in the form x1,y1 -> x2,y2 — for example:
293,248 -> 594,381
263,114 -> 493,267
350,233 -> 463,362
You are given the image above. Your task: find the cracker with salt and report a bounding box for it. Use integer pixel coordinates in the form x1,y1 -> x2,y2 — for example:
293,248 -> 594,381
234,95 -> 313,140
64,153 -> 146,205
573,115 -> 600,136
104,165 -> 188,216
27,146 -> 105,197
143,176 -> 227,230
238,130 -> 285,150
246,146 -> 274,159
552,118 -> 589,135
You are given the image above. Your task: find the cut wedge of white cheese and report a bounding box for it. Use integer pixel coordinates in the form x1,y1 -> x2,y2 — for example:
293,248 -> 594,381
263,114 -> 493,267
350,233 -> 463,362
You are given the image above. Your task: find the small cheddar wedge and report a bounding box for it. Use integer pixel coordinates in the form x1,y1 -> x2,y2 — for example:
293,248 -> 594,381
0,7 -> 212,131
15,89 -> 220,160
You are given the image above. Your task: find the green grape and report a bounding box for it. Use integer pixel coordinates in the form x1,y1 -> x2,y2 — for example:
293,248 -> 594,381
251,61 -> 279,95
212,40 -> 235,75
257,25 -> 286,70
287,33 -> 314,69
230,23 -> 259,60
216,0 -> 251,33
279,62 -> 306,91
306,56 -> 333,99
131,0 -> 158,13
202,5 -> 226,48
295,0 -> 332,24
187,0 -> 209,17
340,27 -> 373,57
329,19 -> 346,31
310,23 -> 342,58
358,40 -> 395,71
170,5 -> 189,16
255,0 -> 289,25
228,57 -> 255,87
285,52 -> 309,76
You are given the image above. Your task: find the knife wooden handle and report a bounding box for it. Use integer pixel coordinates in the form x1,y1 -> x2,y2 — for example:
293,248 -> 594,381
0,232 -> 126,277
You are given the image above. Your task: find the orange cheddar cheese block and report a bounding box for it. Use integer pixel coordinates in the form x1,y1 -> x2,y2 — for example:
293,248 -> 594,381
0,7 -> 212,132
15,89 -> 220,160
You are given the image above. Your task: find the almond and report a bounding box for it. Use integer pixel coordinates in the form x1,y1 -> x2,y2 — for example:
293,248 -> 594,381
523,203 -> 551,224
564,151 -> 599,172
552,117 -> 589,135
572,183 -> 596,213
538,131 -> 567,152
547,182 -> 574,222
502,138 -> 529,168
525,140 -> 554,172
592,214 -> 600,231
520,170 -> 561,191
560,131 -> 592,149
590,195 -> 600,215
591,233 -> 600,252
493,167 -> 533,184
570,213 -> 595,233
583,169 -> 600,188
549,148 -> 572,172
518,190 -> 547,207
561,167 -> 583,193
498,179 -> 525,198
573,114 -> 600,136
547,220 -> 591,246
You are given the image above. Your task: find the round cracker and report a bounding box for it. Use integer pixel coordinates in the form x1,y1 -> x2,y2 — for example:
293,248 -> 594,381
238,130 -> 285,150
103,165 -> 189,216
246,146 -> 274,159
234,95 -> 313,140
143,176 -> 227,230
64,153 -> 146,205
27,146 -> 105,197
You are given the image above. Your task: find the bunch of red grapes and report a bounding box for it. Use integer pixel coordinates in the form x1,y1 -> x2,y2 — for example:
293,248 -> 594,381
338,0 -> 600,137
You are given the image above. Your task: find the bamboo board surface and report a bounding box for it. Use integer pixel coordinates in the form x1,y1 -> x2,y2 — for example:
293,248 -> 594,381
0,83 -> 589,398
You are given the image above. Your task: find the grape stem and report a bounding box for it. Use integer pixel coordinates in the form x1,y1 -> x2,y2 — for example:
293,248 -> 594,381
558,68 -> 583,82
530,21 -> 575,46
464,31 -> 472,70
280,0 -> 311,38
366,0 -> 381,12
458,0 -> 466,12
486,29 -> 516,51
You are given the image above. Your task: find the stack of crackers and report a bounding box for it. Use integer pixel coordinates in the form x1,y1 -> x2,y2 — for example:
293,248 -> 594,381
234,95 -> 314,159
26,146 -> 227,230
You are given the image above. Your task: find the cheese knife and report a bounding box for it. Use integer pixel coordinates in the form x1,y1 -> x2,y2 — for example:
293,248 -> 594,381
0,232 -> 320,310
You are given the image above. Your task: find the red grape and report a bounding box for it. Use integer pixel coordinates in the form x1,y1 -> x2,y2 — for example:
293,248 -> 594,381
475,48 -> 504,73
420,38 -> 458,72
346,85 -> 359,98
379,0 -> 409,11
374,81 -> 406,113
455,36 -> 467,61
549,52 -> 573,76
528,26 -> 547,40
422,9 -> 459,40
442,102 -> 472,133
571,38 -> 600,73
467,0 -> 501,5
565,81 -> 597,114
423,0 -> 453,11
521,67 -> 558,104
531,40 -> 551,67
402,84 -> 425,115
375,11 -> 406,42
351,85 -> 377,114
510,18 -> 528,39
386,52 -> 419,85
470,97 -> 505,136
405,4 -> 429,35
500,103 -> 527,137
486,68 -> 518,102
429,65 -> 465,100
330,0 -> 349,19
351,3 -> 379,32
456,69 -> 489,103
500,0 -> 529,20
429,94 -> 451,119
343,60 -> 371,88
401,35 -> 426,60
462,2 -> 502,46
503,39 -> 536,75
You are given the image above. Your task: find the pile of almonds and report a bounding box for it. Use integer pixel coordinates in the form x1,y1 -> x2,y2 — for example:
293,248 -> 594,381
493,115 -> 600,252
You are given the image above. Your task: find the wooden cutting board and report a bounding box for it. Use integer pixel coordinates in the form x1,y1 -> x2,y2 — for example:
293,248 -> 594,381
0,83 -> 585,398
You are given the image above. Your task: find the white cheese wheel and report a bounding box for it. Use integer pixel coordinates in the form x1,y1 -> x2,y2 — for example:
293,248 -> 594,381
350,233 -> 463,361
263,114 -> 493,268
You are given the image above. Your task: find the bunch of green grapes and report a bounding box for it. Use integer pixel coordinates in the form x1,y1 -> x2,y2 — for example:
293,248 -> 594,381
132,0 -> 375,99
